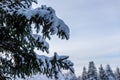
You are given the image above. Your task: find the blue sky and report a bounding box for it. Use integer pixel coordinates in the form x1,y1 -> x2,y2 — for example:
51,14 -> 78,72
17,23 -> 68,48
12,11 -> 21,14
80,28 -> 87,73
33,0 -> 120,75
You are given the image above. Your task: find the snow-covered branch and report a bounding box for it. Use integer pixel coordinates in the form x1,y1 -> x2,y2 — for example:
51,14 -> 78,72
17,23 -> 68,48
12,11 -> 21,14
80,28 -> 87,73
36,52 -> 74,79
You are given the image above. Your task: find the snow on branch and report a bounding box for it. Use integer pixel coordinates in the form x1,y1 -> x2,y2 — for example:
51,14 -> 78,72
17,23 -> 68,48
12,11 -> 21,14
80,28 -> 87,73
36,52 -> 74,78
0,1 -> 72,79
0,4 -> 70,40
16,5 -> 70,39
32,34 -> 49,53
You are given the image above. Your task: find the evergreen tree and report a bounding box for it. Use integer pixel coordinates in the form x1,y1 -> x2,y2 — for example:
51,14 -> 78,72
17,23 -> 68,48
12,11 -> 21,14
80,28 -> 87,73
114,67 -> 120,80
105,65 -> 115,80
99,65 -> 108,80
87,61 -> 98,80
82,66 -> 88,80
0,0 -> 74,80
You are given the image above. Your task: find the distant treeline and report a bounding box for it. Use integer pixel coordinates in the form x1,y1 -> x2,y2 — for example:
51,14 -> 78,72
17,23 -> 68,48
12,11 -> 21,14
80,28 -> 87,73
64,61 -> 120,80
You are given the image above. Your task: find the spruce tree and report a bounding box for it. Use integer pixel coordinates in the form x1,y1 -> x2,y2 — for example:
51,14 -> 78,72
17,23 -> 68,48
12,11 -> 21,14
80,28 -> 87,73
99,65 -> 108,80
87,61 -> 98,80
0,0 -> 74,80
105,65 -> 115,80
114,67 -> 120,80
82,66 -> 88,80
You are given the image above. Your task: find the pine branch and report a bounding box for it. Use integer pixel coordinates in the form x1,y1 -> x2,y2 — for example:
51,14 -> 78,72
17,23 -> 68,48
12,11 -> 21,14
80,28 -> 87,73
0,0 -> 73,80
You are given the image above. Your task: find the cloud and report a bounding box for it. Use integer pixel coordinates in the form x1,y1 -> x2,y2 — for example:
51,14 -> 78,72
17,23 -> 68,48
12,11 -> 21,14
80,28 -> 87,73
33,0 -> 120,75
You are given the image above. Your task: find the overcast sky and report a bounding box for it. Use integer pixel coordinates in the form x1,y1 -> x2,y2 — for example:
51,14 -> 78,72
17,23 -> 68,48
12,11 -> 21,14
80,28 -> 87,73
33,0 -> 120,75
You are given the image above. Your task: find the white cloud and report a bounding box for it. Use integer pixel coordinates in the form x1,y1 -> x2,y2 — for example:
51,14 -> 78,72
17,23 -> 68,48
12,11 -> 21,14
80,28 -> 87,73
34,0 -> 120,75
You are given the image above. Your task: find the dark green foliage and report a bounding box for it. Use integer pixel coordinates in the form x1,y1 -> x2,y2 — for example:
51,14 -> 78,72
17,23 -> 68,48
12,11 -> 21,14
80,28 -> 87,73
99,65 -> 108,80
87,61 -> 98,80
0,0 -> 73,80
106,65 -> 116,80
82,67 -> 88,80
115,67 -> 120,80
